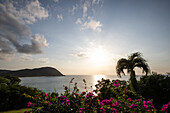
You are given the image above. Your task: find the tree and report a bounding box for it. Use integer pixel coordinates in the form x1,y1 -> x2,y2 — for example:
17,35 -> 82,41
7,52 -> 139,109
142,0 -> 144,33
116,52 -> 150,93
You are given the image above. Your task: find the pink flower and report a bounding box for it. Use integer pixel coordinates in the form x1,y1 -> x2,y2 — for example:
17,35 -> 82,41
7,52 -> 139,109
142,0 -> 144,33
144,104 -> 148,109
127,98 -> 131,101
111,103 -> 115,106
138,99 -> 142,102
81,91 -> 86,95
74,93 -> 79,96
100,108 -> 105,113
111,108 -> 117,113
27,102 -> 32,107
114,82 -> 120,87
32,104 -> 35,107
130,104 -> 138,109
45,93 -> 48,96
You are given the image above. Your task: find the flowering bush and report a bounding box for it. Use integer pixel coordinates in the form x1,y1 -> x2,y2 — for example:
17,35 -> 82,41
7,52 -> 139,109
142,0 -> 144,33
161,101 -> 170,113
25,78 -> 170,113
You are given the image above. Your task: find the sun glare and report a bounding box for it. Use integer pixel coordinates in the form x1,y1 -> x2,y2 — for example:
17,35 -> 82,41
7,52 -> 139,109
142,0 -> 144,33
90,47 -> 109,66
93,74 -> 106,86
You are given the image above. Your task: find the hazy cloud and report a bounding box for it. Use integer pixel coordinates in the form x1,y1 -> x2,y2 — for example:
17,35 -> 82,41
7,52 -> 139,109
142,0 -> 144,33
81,0 -> 103,18
92,0 -> 102,5
0,3 -> 48,60
76,18 -> 82,24
37,58 -> 49,64
57,14 -> 63,21
53,0 -> 59,3
71,52 -> 88,58
20,54 -> 33,61
73,0 -> 104,32
20,55 -> 49,64
76,17 -> 102,32
83,18 -> 102,32
83,2 -> 89,18
70,4 -> 79,15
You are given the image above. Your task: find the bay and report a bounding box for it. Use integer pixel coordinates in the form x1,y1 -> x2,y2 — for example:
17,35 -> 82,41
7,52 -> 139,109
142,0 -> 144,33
20,75 -> 141,94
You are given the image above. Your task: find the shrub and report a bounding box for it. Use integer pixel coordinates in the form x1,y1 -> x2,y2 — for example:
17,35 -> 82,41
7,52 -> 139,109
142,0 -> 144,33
138,74 -> 170,110
26,78 -> 157,113
94,78 -> 141,100
0,76 -> 40,111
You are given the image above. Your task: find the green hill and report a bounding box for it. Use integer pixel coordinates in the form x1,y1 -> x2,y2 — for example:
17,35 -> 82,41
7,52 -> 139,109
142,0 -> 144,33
0,67 -> 64,77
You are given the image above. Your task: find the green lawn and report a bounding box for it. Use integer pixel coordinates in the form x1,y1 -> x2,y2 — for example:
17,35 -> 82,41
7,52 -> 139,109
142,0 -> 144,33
0,108 -> 32,113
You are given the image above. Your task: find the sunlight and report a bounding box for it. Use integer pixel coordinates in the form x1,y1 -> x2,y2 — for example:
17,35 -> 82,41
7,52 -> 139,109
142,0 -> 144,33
93,74 -> 106,86
89,46 -> 109,66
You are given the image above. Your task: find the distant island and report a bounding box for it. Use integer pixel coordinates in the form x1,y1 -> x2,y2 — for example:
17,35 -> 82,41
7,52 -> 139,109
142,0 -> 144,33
0,67 -> 64,77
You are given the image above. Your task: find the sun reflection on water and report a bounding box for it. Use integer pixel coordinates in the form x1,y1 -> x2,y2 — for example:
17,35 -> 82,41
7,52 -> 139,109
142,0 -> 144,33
93,75 -> 106,87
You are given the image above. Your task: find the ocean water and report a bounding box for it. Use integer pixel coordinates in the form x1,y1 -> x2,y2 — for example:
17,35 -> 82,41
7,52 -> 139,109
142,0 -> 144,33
20,75 -> 141,94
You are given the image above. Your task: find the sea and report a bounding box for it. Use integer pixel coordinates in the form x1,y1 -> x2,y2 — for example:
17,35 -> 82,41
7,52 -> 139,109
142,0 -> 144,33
20,75 -> 141,94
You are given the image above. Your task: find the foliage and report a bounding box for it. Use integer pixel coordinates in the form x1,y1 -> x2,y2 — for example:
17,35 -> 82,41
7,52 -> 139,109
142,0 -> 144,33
139,74 -> 170,110
116,52 -> 150,93
1,75 -> 170,112
0,76 -> 40,111
2,108 -> 32,113
26,78 -> 158,113
161,102 -> 170,112
94,78 -> 140,100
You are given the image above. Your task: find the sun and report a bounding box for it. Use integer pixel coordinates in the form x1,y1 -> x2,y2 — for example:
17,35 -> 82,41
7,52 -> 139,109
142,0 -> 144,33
89,47 -> 109,66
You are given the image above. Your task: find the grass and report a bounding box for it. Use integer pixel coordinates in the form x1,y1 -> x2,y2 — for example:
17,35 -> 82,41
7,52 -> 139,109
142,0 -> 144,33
0,108 -> 32,113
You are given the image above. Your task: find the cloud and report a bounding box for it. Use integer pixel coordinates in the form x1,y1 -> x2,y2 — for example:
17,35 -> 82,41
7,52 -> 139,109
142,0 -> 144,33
81,0 -> 103,18
73,0 -> 104,32
77,17 -> 102,32
83,2 -> 89,18
0,37 -> 14,61
17,34 -> 48,54
19,55 -> 49,64
83,18 -> 102,32
37,58 -> 49,64
57,14 -> 63,21
71,52 -> 88,58
0,3 -> 48,60
92,0 -> 102,5
70,4 -> 79,15
76,18 -> 82,24
53,0 -> 59,3
20,54 -> 33,61
25,0 -> 48,24
1,0 -> 48,24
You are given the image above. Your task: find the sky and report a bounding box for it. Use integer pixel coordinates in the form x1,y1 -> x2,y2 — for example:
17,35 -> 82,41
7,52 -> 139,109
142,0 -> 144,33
0,0 -> 170,75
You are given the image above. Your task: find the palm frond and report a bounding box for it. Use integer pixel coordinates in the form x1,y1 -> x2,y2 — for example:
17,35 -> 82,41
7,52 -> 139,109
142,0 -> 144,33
128,52 -> 142,62
116,58 -> 129,77
134,63 -> 150,75
132,58 -> 146,68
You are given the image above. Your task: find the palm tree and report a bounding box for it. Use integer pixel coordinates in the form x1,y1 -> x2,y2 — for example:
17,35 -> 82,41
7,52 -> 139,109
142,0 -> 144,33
116,52 -> 150,93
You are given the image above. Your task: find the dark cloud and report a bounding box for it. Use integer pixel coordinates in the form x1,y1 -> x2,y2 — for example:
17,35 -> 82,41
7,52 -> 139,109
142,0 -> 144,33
0,4 -> 48,60
71,52 -> 88,58
0,36 -> 14,60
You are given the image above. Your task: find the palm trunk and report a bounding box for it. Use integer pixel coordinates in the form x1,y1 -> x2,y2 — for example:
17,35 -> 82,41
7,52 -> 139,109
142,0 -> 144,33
130,70 -> 139,93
